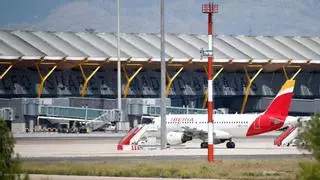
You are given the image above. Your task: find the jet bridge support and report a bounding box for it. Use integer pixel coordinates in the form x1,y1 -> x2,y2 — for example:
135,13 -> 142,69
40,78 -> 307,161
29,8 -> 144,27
0,62 -> 13,80
79,63 -> 101,97
122,64 -> 143,97
202,65 -> 224,108
241,65 -> 263,113
36,62 -> 57,98
166,64 -> 184,97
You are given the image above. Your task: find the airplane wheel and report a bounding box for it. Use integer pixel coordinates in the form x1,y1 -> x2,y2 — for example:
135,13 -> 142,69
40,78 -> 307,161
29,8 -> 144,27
201,142 -> 208,149
226,141 -> 235,149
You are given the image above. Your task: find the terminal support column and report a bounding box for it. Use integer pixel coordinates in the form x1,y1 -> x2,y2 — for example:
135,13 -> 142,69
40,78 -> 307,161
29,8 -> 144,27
202,65 -> 224,108
35,63 -> 57,98
166,64 -> 184,97
241,65 -> 263,114
282,66 -> 301,80
0,62 -> 13,80
79,63 -> 101,97
122,63 -> 143,98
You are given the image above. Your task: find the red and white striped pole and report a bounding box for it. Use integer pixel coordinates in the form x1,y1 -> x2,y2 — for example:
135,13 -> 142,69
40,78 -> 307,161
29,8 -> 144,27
207,11 -> 214,162
202,2 -> 218,163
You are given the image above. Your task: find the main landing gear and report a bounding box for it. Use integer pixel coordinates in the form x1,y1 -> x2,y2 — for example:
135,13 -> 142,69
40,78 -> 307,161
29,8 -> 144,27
200,140 -> 235,149
200,142 -> 208,149
226,141 -> 235,149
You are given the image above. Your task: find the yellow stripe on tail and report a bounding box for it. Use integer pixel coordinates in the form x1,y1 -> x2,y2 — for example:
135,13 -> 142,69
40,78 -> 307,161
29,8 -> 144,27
279,80 -> 295,93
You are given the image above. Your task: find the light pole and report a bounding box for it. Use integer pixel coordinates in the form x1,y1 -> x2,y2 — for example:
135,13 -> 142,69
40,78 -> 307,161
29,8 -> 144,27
160,0 -> 167,150
201,2 -> 218,162
117,0 -> 122,122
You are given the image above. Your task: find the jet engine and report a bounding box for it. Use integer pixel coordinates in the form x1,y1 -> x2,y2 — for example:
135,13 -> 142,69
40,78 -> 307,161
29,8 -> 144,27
167,131 -> 193,145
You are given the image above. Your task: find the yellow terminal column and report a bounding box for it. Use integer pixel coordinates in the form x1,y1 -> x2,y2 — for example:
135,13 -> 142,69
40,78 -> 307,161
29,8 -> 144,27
79,63 -> 101,97
0,62 -> 13,80
202,65 -> 224,108
166,64 -> 184,97
122,64 -> 143,98
282,65 -> 302,80
240,65 -> 263,114
36,62 -> 57,98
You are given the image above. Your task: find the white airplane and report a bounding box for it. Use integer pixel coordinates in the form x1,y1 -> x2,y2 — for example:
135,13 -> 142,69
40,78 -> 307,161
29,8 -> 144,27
147,80 -> 299,149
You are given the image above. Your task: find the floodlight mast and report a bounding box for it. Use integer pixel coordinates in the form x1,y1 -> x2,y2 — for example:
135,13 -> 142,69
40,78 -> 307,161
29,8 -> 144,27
160,0 -> 167,150
201,2 -> 218,162
117,0 -> 122,121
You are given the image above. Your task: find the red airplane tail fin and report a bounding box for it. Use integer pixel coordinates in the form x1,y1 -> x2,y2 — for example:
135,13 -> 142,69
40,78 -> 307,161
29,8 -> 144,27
263,80 -> 295,119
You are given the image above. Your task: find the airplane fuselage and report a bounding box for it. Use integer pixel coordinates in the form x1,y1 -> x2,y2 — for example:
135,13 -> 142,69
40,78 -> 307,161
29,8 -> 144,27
154,113 -> 296,139
164,114 -> 257,137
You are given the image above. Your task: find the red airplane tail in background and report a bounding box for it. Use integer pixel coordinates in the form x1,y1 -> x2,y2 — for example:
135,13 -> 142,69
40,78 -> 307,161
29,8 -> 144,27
246,80 -> 296,136
263,80 -> 295,119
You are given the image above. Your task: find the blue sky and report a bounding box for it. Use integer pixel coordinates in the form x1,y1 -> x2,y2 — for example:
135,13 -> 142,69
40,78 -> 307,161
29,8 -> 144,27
1,0 -> 320,36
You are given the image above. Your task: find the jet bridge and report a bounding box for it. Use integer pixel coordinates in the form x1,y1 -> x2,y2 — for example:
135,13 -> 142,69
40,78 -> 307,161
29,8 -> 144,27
37,105 -> 121,131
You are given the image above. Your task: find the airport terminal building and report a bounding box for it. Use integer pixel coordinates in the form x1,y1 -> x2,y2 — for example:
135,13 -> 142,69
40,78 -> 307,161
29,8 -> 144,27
0,30 -> 319,133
